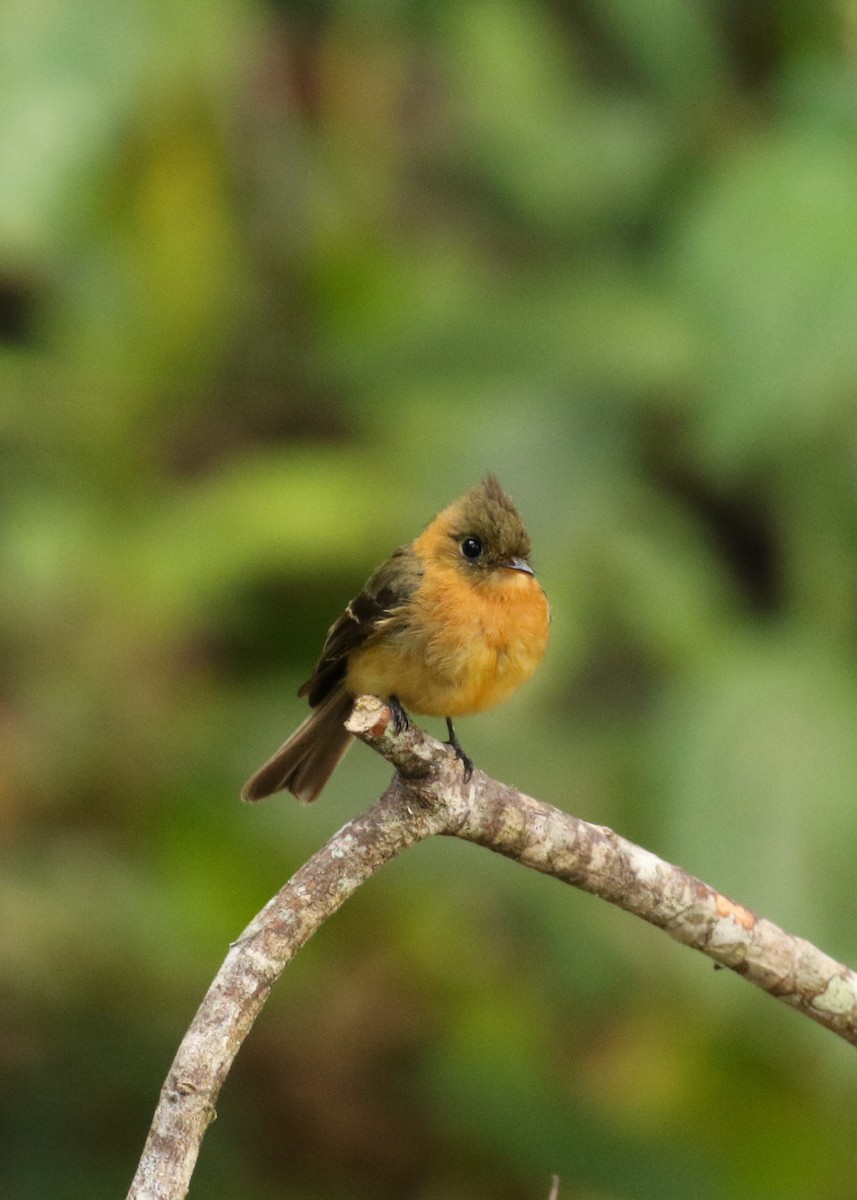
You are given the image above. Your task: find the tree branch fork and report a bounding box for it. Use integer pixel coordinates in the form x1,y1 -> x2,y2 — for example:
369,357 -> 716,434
127,695 -> 857,1200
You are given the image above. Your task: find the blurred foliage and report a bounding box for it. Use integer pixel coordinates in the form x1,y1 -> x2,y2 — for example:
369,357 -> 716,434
3,0 -> 857,1197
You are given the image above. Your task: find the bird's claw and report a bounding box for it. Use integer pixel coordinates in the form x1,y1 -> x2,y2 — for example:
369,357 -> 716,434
387,695 -> 411,735
450,745 -> 474,782
444,717 -> 474,782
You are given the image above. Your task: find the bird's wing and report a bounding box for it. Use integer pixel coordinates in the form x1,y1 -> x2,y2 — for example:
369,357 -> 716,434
299,544 -> 423,706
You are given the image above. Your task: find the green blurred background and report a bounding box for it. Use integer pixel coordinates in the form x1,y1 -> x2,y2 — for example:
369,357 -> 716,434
4,1 -> 857,1196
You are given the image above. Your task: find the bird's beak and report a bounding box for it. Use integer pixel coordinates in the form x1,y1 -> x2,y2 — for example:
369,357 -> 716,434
503,556 -> 534,576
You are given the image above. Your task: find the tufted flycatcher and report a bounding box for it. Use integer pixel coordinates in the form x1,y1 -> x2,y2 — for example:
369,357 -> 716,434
242,474 -> 550,803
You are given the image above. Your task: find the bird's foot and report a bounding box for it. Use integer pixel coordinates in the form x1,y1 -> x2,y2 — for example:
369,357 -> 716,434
387,695 -> 411,735
444,717 -> 474,782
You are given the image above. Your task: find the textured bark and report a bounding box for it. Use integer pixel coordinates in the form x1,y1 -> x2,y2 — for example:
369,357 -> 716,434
347,697 -> 857,1041
127,695 -> 857,1200
126,782 -> 447,1200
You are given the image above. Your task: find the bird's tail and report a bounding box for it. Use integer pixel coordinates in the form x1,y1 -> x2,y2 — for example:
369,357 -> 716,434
241,687 -> 354,803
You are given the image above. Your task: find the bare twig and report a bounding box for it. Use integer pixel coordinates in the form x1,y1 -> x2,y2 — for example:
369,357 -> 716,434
128,695 -> 857,1200
126,779 -> 448,1200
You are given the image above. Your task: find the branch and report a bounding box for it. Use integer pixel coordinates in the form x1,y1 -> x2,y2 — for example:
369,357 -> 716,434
128,696 -> 857,1200
126,780 -> 448,1200
348,697 -> 857,1043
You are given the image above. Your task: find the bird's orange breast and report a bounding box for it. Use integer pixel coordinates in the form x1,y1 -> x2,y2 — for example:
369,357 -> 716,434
346,562 -> 550,717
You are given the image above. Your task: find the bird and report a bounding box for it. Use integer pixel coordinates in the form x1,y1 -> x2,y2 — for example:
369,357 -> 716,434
241,474 -> 550,803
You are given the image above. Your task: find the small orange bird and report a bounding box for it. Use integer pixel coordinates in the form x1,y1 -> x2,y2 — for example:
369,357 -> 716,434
242,475 -> 550,803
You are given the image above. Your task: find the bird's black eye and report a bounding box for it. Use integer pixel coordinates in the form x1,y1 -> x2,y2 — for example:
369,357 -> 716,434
460,536 -> 483,560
